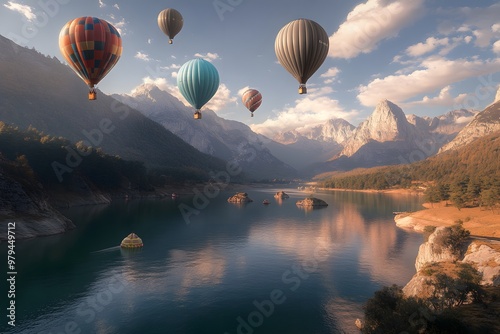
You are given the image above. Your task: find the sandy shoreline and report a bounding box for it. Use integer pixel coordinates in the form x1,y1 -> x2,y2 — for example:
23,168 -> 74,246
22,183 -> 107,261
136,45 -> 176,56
395,203 -> 500,250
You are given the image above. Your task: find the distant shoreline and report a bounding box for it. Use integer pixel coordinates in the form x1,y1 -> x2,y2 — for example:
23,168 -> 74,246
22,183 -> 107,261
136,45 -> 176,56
317,186 -> 424,196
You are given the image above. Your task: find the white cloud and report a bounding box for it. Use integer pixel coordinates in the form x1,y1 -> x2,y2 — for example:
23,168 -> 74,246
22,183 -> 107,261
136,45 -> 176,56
455,115 -> 475,124
162,64 -> 181,70
99,0 -> 106,8
108,16 -> 127,36
113,3 -> 120,10
357,56 -> 500,107
134,51 -> 151,62
329,0 -> 425,59
406,37 -> 449,57
402,86 -> 468,108
3,1 -> 36,21
493,40 -> 500,55
194,52 -> 220,62
321,67 -> 341,84
137,77 -> 168,91
453,3 -> 500,48
406,36 -> 464,57
134,76 -> 236,113
321,67 -> 340,78
205,83 -> 237,112
250,90 -> 356,138
136,76 -> 184,103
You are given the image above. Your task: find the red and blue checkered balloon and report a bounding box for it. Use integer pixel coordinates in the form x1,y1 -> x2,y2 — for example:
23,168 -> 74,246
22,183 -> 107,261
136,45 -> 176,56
59,17 -> 122,96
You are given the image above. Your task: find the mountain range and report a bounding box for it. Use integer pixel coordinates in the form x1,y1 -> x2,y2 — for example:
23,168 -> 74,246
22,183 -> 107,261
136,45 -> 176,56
115,83 -> 481,176
0,34 -> 496,183
439,96 -> 500,153
0,35 -> 227,177
113,84 -> 297,180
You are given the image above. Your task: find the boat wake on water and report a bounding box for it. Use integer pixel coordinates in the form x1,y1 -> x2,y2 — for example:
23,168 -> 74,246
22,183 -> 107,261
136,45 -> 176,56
91,246 -> 121,254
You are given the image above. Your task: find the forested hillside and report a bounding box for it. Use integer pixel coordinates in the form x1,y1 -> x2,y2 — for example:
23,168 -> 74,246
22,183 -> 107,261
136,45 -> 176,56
319,131 -> 500,208
0,122 -> 215,193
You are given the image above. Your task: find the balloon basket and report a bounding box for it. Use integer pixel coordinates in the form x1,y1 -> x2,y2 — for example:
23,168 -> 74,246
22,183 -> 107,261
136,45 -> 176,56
169,39 -> 173,44
88,90 -> 97,100
299,86 -> 307,94
251,113 -> 254,117
194,111 -> 202,119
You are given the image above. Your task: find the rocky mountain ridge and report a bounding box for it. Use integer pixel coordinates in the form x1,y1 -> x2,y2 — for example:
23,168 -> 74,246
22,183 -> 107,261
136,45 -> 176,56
439,98 -> 500,153
0,34 -> 225,173
114,84 -> 298,180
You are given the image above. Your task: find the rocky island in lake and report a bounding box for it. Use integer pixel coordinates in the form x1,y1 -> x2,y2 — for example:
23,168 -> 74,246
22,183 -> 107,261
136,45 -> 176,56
296,197 -> 328,207
227,192 -> 253,203
274,191 -> 290,199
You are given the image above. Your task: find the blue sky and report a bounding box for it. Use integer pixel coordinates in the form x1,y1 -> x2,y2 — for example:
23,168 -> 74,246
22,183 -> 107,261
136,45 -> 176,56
1,0 -> 499,137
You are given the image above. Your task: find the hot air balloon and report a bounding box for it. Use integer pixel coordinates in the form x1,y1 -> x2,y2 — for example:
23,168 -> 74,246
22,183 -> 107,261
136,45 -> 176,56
241,89 -> 262,117
59,17 -> 122,100
275,18 -> 329,94
177,59 -> 219,119
158,8 -> 183,44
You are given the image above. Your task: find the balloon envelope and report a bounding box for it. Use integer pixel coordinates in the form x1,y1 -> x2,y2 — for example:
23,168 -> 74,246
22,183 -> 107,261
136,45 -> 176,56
158,8 -> 183,44
242,89 -> 262,114
59,17 -> 122,97
275,18 -> 329,94
177,59 -> 219,115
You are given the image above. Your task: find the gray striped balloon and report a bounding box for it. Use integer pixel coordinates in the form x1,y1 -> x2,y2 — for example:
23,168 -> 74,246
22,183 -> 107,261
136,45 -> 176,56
275,19 -> 329,94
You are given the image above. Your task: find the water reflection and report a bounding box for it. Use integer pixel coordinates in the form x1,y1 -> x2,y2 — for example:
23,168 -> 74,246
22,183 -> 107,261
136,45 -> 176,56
3,189 -> 424,334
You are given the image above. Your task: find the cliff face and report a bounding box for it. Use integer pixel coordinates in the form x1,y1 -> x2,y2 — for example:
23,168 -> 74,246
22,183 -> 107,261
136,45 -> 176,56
0,168 -> 75,240
414,227 -> 460,272
340,99 -> 417,157
403,227 -> 500,298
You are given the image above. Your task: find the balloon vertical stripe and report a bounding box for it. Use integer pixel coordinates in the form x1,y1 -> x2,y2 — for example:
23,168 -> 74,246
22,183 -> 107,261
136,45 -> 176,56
177,59 -> 219,118
158,8 -> 183,44
275,18 -> 329,93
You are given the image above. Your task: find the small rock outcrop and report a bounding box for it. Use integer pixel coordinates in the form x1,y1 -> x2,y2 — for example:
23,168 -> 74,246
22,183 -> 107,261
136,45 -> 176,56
355,318 -> 364,330
296,197 -> 328,207
227,192 -> 253,203
274,191 -> 290,199
415,226 -> 461,272
403,226 -> 500,298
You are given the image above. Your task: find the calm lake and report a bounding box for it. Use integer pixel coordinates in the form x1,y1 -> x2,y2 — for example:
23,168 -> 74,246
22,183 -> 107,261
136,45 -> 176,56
2,187 -> 425,334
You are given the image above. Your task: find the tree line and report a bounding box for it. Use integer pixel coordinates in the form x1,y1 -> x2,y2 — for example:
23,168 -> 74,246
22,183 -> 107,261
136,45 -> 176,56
0,122 -> 211,193
320,132 -> 500,210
